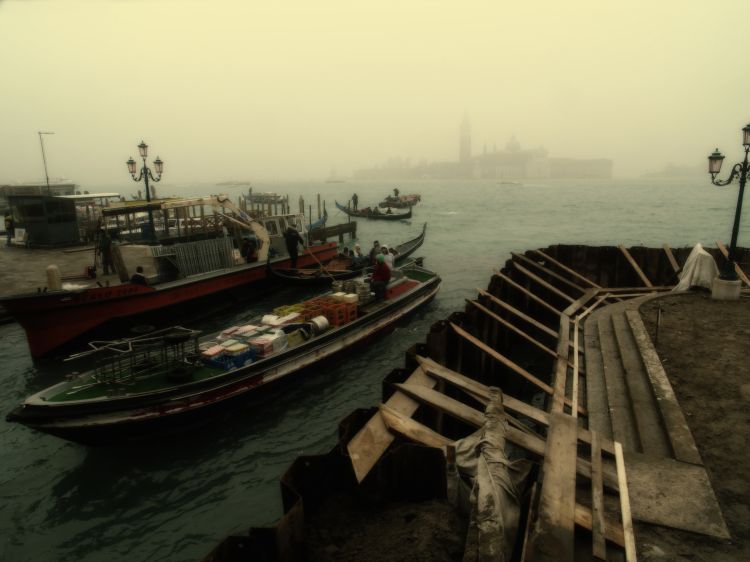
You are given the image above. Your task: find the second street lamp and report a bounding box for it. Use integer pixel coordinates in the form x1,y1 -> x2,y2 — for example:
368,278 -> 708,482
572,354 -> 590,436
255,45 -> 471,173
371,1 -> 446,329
126,140 -> 164,243
708,123 -> 750,281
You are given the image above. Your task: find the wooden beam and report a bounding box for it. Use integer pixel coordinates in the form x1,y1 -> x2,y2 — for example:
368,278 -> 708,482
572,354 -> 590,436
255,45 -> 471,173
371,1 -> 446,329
716,240 -> 750,286
591,430 -> 607,560
615,442 -> 637,562
378,403 -> 452,448
450,322 -> 588,416
493,271 -> 563,316
513,261 -> 577,303
477,288 -> 557,338
393,382 -> 617,489
618,245 -> 653,287
662,243 -> 680,273
511,251 -> 588,294
415,355 -> 614,455
550,316 -> 571,414
574,503 -> 625,548
531,412 -> 579,562
534,248 -> 602,289
468,299 -> 559,361
346,366 -> 437,483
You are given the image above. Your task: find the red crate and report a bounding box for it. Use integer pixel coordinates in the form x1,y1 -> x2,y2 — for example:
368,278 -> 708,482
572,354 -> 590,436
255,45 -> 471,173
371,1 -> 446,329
344,302 -> 357,322
323,303 -> 348,326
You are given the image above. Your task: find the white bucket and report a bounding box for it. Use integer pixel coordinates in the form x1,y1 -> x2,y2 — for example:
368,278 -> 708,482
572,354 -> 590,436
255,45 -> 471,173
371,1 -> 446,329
310,315 -> 330,334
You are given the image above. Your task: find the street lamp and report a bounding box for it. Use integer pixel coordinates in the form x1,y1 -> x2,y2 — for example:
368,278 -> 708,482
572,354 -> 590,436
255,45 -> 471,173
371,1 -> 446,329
708,123 -> 750,280
126,140 -> 164,242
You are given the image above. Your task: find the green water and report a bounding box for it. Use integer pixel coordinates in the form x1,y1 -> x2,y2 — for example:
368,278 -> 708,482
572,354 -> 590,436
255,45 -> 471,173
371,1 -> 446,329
1,178 -> 745,561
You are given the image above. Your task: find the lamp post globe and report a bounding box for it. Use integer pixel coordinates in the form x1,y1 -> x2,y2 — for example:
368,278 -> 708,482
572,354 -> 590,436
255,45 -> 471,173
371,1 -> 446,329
126,141 -> 164,243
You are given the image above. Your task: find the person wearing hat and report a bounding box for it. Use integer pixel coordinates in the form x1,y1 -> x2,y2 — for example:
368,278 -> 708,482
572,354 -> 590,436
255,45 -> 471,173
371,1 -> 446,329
370,253 -> 391,301
368,240 -> 381,265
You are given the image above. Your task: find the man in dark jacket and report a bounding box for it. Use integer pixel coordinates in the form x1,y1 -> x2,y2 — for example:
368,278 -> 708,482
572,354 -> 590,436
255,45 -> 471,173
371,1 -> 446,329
283,226 -> 305,269
97,229 -> 114,275
351,193 -> 359,211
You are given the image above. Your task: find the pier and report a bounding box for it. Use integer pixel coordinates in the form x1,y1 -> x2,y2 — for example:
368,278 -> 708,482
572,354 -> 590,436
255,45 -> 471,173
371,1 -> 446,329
205,243 -> 749,562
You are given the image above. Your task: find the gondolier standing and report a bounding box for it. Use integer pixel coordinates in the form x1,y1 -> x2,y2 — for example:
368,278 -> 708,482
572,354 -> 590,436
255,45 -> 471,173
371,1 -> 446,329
284,226 -> 305,269
351,193 -> 358,211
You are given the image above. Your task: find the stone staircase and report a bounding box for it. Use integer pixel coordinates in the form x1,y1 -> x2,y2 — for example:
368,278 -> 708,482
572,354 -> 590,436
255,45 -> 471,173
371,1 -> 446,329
583,295 -> 729,538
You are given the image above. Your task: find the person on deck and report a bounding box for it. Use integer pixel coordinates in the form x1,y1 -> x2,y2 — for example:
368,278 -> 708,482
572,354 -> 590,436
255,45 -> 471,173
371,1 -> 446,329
393,187 -> 400,197
283,226 -> 305,269
385,207 -> 392,214
130,266 -> 148,286
351,193 -> 359,211
369,240 -> 381,265
381,245 -> 394,270
370,254 -> 391,301
4,215 -> 14,246
97,229 -> 114,275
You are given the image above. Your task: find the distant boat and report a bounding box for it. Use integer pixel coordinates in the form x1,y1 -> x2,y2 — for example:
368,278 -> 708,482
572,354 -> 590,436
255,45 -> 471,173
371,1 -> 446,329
497,181 -> 523,186
335,201 -> 412,221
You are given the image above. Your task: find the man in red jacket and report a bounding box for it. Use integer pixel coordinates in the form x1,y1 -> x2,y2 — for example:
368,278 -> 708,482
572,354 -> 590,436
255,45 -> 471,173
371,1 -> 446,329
371,253 -> 391,300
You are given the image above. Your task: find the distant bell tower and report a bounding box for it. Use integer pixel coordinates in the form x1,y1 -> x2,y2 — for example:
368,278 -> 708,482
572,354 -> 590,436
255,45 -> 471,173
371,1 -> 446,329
459,113 -> 471,163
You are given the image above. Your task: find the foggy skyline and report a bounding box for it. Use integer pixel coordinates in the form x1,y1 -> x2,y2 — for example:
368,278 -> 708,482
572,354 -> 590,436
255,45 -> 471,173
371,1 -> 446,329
1,0 -> 748,186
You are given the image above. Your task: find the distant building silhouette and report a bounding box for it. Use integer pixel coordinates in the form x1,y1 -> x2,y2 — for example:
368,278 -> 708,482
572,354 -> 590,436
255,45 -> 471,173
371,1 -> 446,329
354,116 -> 612,180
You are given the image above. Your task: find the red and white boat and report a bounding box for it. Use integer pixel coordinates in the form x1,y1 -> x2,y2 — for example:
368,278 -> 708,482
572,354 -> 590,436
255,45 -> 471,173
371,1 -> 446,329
1,197 -> 338,358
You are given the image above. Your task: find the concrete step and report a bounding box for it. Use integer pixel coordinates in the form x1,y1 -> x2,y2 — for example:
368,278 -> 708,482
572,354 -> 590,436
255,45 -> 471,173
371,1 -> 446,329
582,315 -> 613,440
596,314 -> 641,452
611,311 -> 672,458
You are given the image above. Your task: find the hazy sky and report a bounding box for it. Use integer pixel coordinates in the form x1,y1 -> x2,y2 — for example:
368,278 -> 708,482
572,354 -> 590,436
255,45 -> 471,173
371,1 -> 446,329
1,0 -> 748,185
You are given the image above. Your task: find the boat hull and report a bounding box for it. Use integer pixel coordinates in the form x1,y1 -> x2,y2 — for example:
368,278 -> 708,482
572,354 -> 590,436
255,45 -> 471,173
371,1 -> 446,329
8,275 -> 440,445
2,243 -> 338,358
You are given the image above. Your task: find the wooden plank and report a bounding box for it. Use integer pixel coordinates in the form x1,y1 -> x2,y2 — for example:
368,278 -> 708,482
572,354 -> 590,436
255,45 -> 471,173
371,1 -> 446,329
662,243 -> 680,273
394,382 -> 619,490
574,503 -> 625,548
715,240 -> 750,286
534,248 -> 603,289
378,404 -> 453,448
416,355 -> 615,455
614,442 -> 637,562
513,261 -> 577,303
450,322 -> 587,416
618,245 -> 653,287
531,412 -> 579,562
477,288 -> 558,338
493,271 -> 563,316
468,299 -> 560,361
572,318 -> 580,419
625,310 -> 702,465
346,366 -> 437,483
591,431 -> 607,560
512,251 -> 588,294
551,316 -> 571,414
520,482 -> 539,562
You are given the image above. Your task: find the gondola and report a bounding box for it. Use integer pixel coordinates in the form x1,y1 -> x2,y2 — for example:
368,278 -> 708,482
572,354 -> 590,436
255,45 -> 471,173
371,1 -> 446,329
335,201 -> 412,221
268,223 -> 427,286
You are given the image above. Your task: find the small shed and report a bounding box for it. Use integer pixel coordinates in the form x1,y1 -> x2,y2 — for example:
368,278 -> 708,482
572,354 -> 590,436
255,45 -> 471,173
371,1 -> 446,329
8,194 -> 80,247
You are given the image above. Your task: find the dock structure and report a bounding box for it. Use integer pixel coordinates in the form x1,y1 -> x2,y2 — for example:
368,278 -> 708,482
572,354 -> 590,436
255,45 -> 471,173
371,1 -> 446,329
205,243 -> 749,562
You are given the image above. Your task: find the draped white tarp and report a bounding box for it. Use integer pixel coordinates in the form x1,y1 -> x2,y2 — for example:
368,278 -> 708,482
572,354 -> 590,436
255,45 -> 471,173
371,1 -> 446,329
673,243 -> 719,291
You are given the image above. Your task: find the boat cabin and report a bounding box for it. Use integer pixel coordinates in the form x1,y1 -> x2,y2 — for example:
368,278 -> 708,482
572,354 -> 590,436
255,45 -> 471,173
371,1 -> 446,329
7,192 -> 122,247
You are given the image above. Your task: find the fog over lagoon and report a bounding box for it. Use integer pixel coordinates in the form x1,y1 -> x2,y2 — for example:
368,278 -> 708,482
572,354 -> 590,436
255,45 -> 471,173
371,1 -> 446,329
0,0 -> 748,187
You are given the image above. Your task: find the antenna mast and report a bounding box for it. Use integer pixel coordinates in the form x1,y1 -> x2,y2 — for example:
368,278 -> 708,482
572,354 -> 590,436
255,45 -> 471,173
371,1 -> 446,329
38,131 -> 55,194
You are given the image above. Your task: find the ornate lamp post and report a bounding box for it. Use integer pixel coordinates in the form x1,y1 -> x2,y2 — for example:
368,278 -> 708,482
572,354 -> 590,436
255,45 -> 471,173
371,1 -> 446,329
127,140 -> 164,242
708,123 -> 750,280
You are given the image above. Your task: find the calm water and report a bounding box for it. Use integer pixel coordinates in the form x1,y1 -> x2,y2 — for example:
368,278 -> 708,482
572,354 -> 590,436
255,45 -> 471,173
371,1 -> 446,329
0,177 -> 745,561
